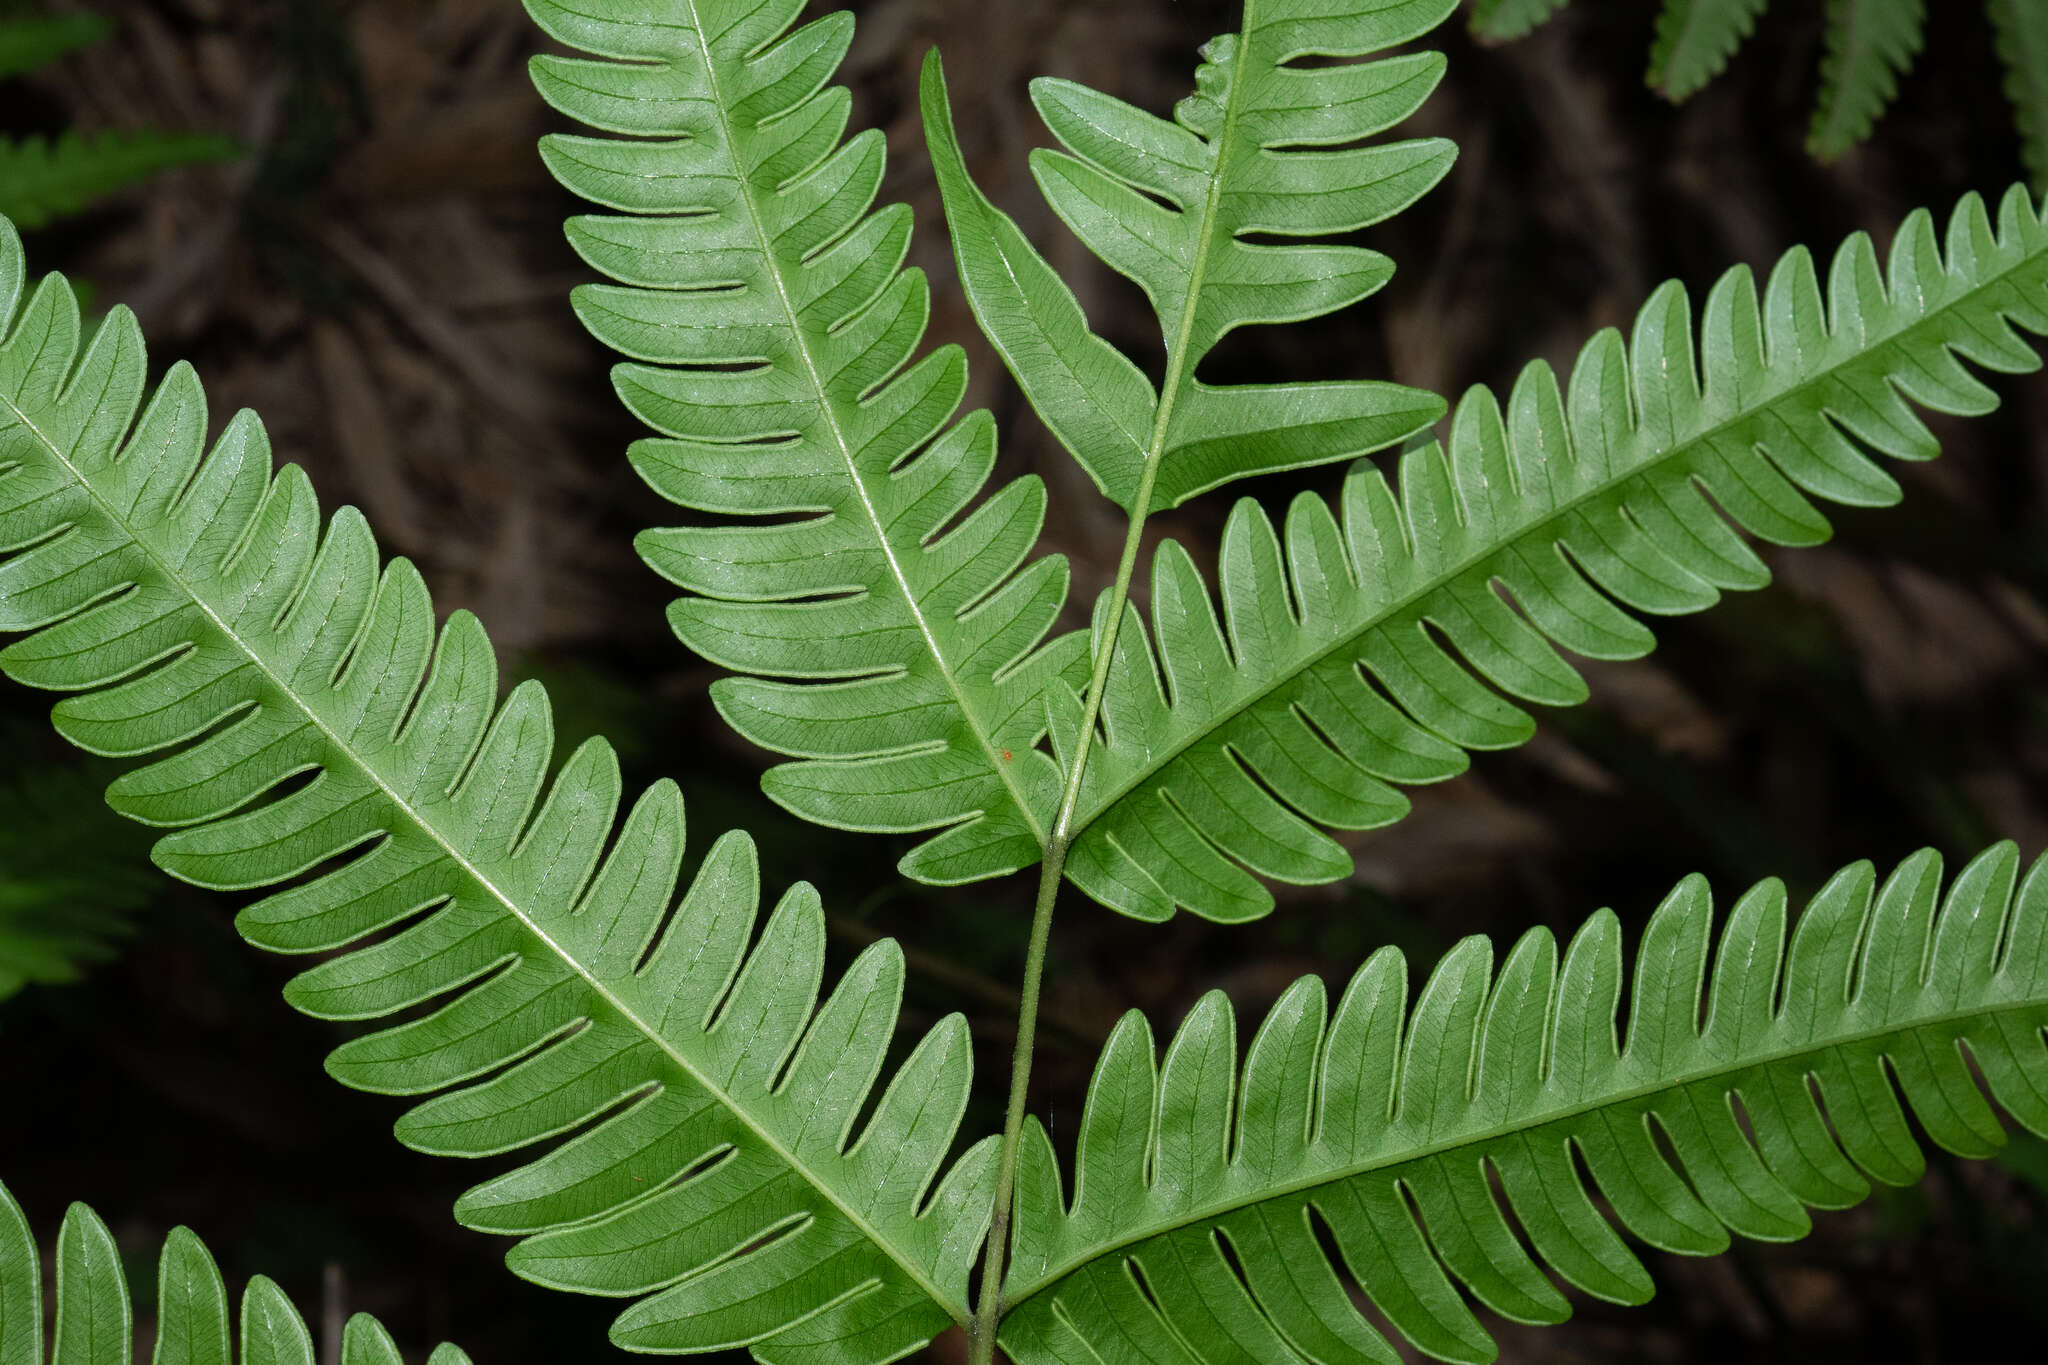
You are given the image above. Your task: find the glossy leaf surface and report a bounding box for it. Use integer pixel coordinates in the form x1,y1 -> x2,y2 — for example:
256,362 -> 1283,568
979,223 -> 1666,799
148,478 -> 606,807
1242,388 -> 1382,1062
1064,186 -> 2048,922
527,0 -> 1085,890
0,219 -> 989,1362
1000,844 -> 2048,1364
922,0 -> 1453,515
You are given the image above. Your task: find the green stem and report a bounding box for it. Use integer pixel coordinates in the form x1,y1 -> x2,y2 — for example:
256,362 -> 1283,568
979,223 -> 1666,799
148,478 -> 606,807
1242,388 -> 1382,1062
967,842 -> 1065,1364
965,449 -> 1167,1365
965,20 -> 1235,1342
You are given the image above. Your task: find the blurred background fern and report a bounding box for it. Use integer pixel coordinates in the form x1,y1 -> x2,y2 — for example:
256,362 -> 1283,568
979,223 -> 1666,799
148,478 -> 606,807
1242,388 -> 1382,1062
0,2 -> 235,1012
0,720 -> 155,1002
0,4 -> 236,229
1468,0 -> 2048,183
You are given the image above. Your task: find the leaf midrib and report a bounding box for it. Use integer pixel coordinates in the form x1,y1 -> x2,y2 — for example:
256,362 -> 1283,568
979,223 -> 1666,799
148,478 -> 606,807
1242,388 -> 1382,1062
675,1 -> 1048,853
1003,989 -> 2048,1306
1047,0 -> 1256,851
0,360 -> 969,1329
1069,232 -> 2048,838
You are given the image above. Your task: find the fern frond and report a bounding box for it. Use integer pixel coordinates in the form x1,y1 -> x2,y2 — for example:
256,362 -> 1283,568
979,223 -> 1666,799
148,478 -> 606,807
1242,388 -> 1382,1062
921,0 -> 1453,516
1649,0 -> 1770,101
1062,186 -> 2048,923
0,218 -> 993,1360
1809,0 -> 1927,159
0,131 -> 239,231
525,0 -> 1087,888
0,758 -> 155,999
1990,0 -> 2048,193
998,843 -> 2048,1365
0,12 -> 110,82
1466,0 -> 1570,43
0,1181 -> 474,1365
1495,0 -> 2031,178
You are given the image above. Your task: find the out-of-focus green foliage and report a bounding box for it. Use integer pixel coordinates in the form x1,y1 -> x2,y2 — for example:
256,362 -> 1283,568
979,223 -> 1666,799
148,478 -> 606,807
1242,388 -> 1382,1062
1470,0 -> 2047,183
0,8 -> 237,230
0,753 -> 153,1000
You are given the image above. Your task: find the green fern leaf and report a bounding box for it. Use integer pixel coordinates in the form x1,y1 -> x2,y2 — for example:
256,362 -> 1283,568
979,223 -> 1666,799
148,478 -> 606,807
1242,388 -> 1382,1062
1489,0 -> 2033,187
525,0 -> 1088,888
1466,0 -> 1570,43
998,843 -> 2048,1364
921,0 -> 1453,516
0,12 -> 110,82
1649,0 -> 1770,100
1063,186 -> 2048,923
1808,0 -> 1927,159
0,218 -> 993,1360
0,131 -> 240,231
1990,0 -> 2048,193
0,757 -> 156,999
0,1181 -> 476,1365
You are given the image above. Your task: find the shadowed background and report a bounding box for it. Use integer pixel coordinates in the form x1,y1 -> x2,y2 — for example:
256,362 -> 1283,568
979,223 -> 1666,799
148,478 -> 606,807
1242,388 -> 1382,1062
3,0 -> 2047,1361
